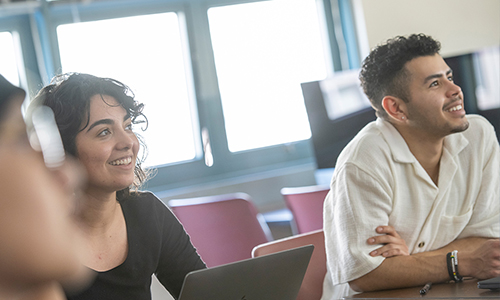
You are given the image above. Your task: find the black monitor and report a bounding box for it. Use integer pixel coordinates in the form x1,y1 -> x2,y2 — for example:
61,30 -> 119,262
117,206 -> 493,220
302,70 -> 376,169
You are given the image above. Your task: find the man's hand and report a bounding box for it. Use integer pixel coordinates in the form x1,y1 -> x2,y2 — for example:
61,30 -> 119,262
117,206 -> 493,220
350,236 -> 499,292
462,239 -> 500,279
367,225 -> 409,258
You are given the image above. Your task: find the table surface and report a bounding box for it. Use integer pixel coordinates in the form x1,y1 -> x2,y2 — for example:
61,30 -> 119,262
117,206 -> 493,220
345,279 -> 500,299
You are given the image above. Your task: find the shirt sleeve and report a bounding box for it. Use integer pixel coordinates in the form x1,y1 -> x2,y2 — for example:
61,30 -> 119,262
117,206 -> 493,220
324,162 -> 393,285
458,118 -> 500,239
151,194 -> 206,299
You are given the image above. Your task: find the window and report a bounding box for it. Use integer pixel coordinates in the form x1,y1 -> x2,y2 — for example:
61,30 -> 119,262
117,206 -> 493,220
208,0 -> 329,152
319,69 -> 371,120
0,31 -> 20,86
4,0 -> 358,190
56,12 -> 199,167
474,46 -> 500,110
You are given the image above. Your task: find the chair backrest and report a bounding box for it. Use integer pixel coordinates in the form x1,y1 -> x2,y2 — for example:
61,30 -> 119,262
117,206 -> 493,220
252,229 -> 326,300
281,185 -> 329,234
169,193 -> 273,268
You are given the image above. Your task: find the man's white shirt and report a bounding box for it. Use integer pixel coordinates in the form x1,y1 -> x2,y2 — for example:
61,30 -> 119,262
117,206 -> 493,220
321,115 -> 500,299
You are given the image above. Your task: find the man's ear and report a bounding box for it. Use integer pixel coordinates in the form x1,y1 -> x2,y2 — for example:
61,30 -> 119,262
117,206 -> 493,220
382,96 -> 408,122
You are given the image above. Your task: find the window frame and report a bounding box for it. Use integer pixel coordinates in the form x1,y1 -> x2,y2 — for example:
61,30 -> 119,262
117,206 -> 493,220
6,0 -> 360,193
0,13 -> 42,97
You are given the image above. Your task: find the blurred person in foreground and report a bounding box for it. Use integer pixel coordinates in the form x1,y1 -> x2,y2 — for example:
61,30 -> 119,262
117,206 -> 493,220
321,34 -> 500,299
0,74 -> 90,299
29,73 -> 205,300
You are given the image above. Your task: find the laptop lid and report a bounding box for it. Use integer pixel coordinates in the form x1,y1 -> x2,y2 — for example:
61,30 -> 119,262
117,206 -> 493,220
178,244 -> 314,300
478,276 -> 500,290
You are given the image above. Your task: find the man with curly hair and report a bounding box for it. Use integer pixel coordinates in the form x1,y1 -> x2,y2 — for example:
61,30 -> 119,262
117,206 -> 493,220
321,34 -> 500,299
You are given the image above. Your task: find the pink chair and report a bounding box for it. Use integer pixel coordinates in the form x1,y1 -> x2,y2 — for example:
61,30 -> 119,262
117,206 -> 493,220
168,193 -> 273,267
252,229 -> 326,300
281,185 -> 329,234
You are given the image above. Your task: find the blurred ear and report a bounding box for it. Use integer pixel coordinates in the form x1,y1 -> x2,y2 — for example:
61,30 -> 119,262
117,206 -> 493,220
382,96 -> 408,123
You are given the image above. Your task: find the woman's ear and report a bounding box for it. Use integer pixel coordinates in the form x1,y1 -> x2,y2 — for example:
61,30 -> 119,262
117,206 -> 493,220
382,96 -> 408,123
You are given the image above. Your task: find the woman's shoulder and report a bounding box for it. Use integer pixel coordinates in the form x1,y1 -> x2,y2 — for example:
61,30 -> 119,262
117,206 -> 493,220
120,191 -> 183,236
122,190 -> 159,202
120,191 -> 171,216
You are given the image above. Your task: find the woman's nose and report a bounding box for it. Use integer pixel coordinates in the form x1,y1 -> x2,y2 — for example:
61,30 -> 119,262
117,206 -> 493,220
115,129 -> 136,150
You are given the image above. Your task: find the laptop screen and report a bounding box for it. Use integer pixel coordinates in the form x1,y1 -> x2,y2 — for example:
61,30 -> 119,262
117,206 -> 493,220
178,244 -> 314,300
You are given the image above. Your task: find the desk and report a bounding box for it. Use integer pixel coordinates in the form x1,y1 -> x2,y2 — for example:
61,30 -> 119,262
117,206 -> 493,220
345,279 -> 500,299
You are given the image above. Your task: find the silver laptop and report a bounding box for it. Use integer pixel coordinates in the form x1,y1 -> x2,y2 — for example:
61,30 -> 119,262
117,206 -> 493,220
478,276 -> 500,290
178,244 -> 314,300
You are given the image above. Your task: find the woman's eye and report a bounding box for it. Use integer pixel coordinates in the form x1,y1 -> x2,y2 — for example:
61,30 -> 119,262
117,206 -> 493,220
98,129 -> 110,136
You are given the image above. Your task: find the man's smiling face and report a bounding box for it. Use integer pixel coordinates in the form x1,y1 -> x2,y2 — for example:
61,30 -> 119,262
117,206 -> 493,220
403,54 -> 469,138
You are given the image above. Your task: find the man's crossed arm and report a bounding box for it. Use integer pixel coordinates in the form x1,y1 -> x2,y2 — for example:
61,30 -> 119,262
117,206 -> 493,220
349,226 -> 500,292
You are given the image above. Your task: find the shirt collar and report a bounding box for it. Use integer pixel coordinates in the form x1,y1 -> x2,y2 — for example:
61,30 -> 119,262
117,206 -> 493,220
376,118 -> 416,163
443,129 -> 469,156
375,117 -> 469,163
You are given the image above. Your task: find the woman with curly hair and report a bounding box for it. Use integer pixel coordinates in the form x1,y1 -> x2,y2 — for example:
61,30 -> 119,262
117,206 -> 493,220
30,73 -> 205,300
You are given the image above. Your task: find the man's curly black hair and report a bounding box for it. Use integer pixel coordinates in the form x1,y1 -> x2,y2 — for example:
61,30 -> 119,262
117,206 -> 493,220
359,34 -> 441,119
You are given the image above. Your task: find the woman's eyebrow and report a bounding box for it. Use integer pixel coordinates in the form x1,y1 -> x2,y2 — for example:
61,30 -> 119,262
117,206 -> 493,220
87,119 -> 114,132
87,112 -> 130,132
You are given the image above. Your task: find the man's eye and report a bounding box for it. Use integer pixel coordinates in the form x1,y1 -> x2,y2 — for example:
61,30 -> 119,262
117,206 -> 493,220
430,81 -> 438,87
125,123 -> 133,131
448,76 -> 454,82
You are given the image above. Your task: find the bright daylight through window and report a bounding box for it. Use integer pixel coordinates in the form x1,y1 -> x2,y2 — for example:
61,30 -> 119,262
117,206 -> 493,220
0,31 -> 21,86
208,0 -> 328,152
57,13 -> 199,167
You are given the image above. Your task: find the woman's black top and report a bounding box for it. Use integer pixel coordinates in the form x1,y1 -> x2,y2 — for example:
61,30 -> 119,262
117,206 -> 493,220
67,192 -> 206,300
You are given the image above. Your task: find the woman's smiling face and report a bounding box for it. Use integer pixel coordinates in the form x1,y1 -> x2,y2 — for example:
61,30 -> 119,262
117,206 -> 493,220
75,94 -> 139,195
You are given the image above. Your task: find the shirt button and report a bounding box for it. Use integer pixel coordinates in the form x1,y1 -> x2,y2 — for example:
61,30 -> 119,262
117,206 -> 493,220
418,242 -> 425,248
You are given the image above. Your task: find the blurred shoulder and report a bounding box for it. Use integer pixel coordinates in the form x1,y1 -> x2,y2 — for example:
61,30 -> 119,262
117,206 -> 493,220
336,119 -> 391,167
121,191 -> 168,212
466,114 -> 495,132
463,114 -> 497,143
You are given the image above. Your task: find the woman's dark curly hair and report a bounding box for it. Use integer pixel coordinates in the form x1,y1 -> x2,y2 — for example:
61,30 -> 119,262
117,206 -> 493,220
29,73 -> 150,199
359,34 -> 441,119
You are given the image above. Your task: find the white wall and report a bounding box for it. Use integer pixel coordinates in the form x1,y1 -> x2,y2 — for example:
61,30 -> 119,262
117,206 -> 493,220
355,0 -> 500,58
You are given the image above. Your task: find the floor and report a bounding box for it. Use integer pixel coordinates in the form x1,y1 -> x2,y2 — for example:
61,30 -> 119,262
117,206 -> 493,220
268,220 -> 294,240
262,208 -> 295,239
152,275 -> 174,300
